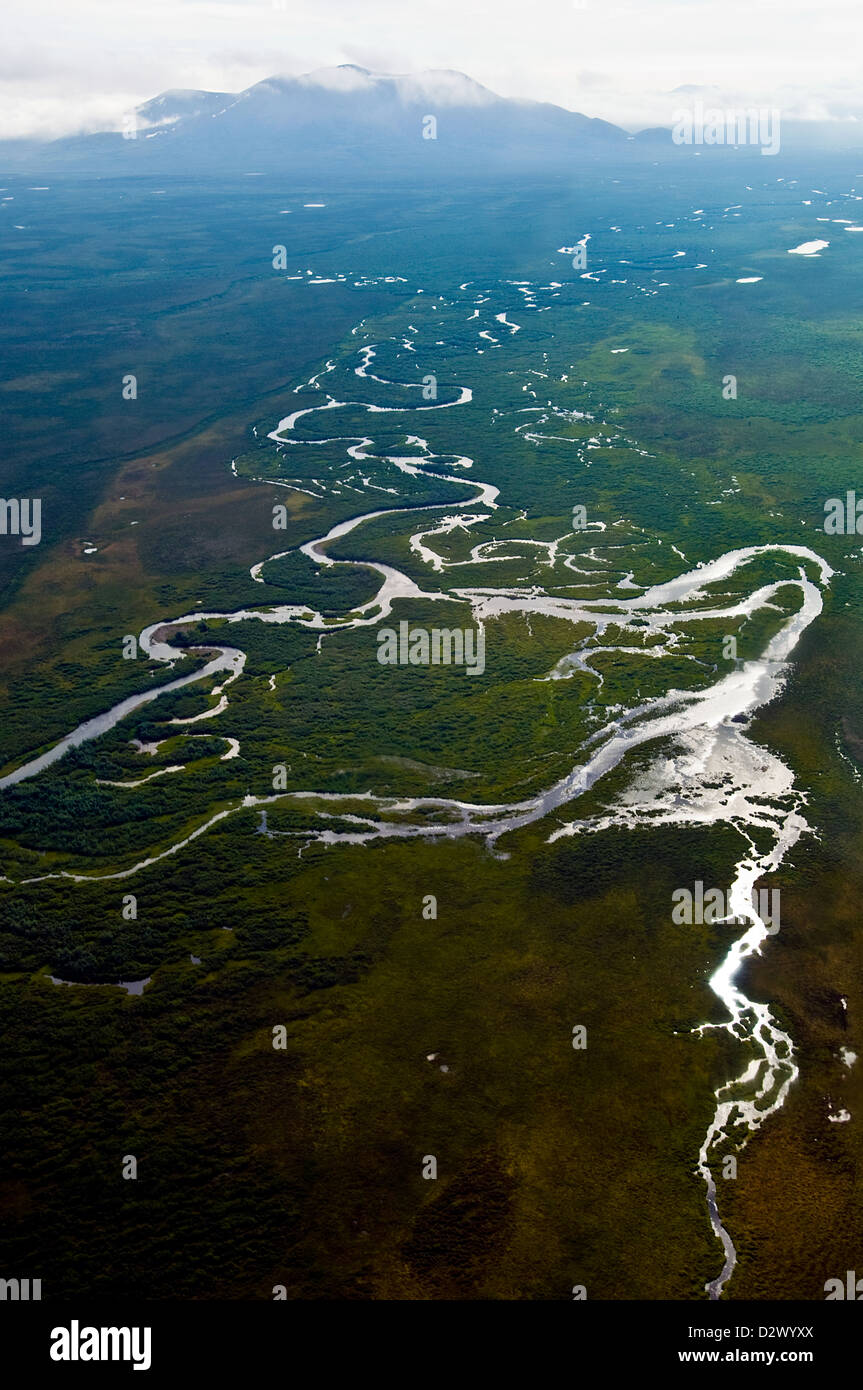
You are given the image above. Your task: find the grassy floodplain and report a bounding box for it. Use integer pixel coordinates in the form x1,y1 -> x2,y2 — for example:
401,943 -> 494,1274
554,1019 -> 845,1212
1,160 -> 863,1298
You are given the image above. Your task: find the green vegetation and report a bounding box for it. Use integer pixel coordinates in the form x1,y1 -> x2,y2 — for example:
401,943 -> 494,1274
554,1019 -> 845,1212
2,161 -> 863,1300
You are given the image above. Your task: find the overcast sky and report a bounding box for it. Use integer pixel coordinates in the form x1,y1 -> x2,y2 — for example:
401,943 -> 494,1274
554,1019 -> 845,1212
4,0 -> 863,139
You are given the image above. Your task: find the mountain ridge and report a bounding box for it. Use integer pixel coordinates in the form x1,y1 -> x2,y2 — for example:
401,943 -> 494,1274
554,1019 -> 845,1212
0,65 -> 646,174
2,65 -> 851,174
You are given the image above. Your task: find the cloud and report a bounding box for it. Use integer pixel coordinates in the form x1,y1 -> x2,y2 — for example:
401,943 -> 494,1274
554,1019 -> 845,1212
2,0 -> 862,139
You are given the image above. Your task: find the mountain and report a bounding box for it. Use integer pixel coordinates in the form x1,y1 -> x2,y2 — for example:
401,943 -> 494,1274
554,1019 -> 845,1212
0,66 -> 639,176
135,88 -> 233,129
6,66 -> 850,177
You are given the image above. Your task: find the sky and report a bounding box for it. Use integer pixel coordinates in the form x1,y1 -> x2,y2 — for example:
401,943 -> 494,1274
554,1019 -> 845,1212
4,0 -> 863,140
